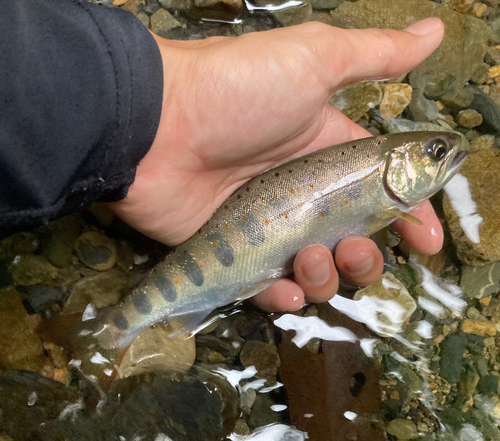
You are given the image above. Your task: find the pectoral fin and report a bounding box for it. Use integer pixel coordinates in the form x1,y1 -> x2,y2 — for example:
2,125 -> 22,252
385,209 -> 423,226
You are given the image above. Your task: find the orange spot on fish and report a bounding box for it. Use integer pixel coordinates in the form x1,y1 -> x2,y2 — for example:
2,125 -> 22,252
290,189 -> 295,194
242,216 -> 248,221
264,219 -> 269,225
224,260 -> 228,266
225,224 -> 230,230
194,246 -> 198,251
344,200 -> 349,205
319,212 -> 324,217
309,184 -> 314,189
175,280 -> 180,284
260,197 -> 265,201
273,195 -> 278,199
284,213 -> 289,219
199,264 -> 204,268
365,175 -> 369,179
211,241 -> 217,246
377,167 -> 380,173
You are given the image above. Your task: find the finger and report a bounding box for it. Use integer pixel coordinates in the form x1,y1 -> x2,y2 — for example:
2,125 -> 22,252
308,17 -> 444,90
293,245 -> 339,303
251,279 -> 305,312
334,237 -> 384,286
392,200 -> 443,255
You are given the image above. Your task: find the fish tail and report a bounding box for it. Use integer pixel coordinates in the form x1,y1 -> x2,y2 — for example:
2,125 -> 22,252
39,307 -> 136,387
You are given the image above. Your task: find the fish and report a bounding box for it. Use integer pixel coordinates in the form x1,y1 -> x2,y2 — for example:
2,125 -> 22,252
44,131 -> 468,361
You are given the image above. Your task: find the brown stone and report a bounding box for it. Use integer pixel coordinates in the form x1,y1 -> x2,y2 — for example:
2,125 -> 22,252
239,340 -> 280,383
0,288 -> 48,371
462,319 -> 497,336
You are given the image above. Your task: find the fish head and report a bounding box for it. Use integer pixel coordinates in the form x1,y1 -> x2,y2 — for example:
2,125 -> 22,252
384,131 -> 469,207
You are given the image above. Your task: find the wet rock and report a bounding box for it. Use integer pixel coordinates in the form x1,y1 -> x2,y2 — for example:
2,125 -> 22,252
470,134 -> 495,153
0,232 -> 39,259
239,340 -> 280,383
196,334 -> 241,362
247,394 -> 281,429
63,269 -> 129,314
330,81 -> 382,122
471,62 -> 490,85
471,2 -> 488,18
380,83 -> 412,119
462,319 -> 497,336
234,419 -> 252,435
353,272 -> 416,337
9,255 -> 58,287
311,0 -> 342,10
468,87 -> 500,133
41,214 -> 83,268
108,371 -> 237,441
461,262 -> 500,299
0,289 -> 48,371
19,285 -> 63,313
454,0 -> 475,13
193,0 -> 242,11
443,148 -> 500,265
120,325 -> 196,377
136,11 -> 150,27
330,0 -> 489,97
159,0 -> 192,10
0,370 -> 82,441
440,332 -> 468,383
407,70 -> 440,122
151,8 -> 182,34
386,418 -> 419,440
457,109 -> 483,128
74,231 -> 116,271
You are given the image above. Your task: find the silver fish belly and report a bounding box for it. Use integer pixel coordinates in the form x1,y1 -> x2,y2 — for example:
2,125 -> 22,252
92,131 -> 467,348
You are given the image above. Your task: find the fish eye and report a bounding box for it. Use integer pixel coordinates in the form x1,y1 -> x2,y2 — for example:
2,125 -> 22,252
426,138 -> 448,161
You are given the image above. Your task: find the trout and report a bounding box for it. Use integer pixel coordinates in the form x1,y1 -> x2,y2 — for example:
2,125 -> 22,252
47,131 -> 468,356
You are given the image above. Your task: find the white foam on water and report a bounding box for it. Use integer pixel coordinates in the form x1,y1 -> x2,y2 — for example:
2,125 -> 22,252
444,174 -> 482,244
458,424 -> 485,441
414,262 -> 466,314
154,434 -> 174,441
304,414 -> 314,418
215,366 -> 257,388
58,398 -> 85,420
259,382 -> 283,393
82,303 -> 97,321
382,278 -> 401,290
391,351 -> 410,364
103,368 -> 114,377
134,254 -> 149,265
68,359 -> 82,368
416,320 -> 433,339
274,314 -> 357,348
228,423 -> 308,440
90,352 -> 110,365
271,404 -> 288,412
28,391 -> 37,406
359,338 -> 378,357
241,379 -> 267,393
417,296 -> 445,317
344,411 -> 357,421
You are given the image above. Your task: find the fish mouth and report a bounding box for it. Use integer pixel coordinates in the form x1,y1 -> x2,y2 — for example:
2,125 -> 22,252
450,150 -> 469,169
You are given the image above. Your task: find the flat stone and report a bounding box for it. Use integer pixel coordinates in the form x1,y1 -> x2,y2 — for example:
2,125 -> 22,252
386,418 -> 419,440
159,0 -> 192,10
0,288 -> 48,371
63,269 -> 129,314
150,9 -> 181,35
20,285 -> 63,313
330,81 -> 382,122
443,148 -> 500,265
311,0 -> 342,10
9,255 -> 58,287
461,262 -> 500,299
119,325 -> 196,377
330,0 -> 489,97
380,83 -> 412,119
74,231 -> 117,271
440,332 -> 467,384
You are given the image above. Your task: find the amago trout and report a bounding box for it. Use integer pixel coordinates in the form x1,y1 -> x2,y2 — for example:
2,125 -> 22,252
47,131 -> 468,359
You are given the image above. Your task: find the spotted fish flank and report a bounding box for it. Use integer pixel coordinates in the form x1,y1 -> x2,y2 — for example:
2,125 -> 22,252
58,132 -> 467,354
177,253 -> 204,286
113,313 -> 129,330
238,212 -> 265,247
132,292 -> 152,315
206,232 -> 235,267
154,274 -> 177,302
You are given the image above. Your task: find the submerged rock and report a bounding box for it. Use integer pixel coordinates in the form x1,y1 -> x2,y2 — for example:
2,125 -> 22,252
63,269 -> 129,314
239,340 -> 280,383
151,9 -> 181,34
330,81 -> 382,122
461,319 -> 497,336
386,418 -> 419,440
74,231 -> 117,271
353,272 -> 416,337
460,262 -> 500,299
330,0 -> 488,97
119,325 -> 196,378
440,332 -> 468,384
0,288 -> 48,372
379,83 -> 412,119
41,214 -> 83,268
443,148 -> 500,266
9,255 -> 58,287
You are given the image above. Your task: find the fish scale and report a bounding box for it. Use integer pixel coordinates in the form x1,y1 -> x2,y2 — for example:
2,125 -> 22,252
62,131 -> 468,351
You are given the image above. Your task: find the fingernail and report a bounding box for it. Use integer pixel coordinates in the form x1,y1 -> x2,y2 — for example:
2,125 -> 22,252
405,18 -> 442,36
345,253 -> 374,276
301,253 -> 331,287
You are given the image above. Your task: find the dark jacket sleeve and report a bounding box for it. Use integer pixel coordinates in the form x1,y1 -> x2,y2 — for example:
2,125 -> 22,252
0,0 -> 163,239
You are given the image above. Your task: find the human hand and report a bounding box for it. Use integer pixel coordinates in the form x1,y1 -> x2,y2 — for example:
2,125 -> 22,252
109,17 -> 445,312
